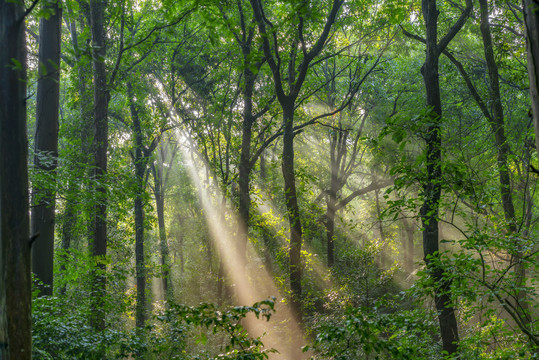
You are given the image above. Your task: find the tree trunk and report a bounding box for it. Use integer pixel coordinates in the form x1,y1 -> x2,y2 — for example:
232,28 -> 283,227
479,0 -> 516,232
128,82 -> 147,329
325,195 -> 336,268
479,0 -> 532,328
60,15 -> 93,295
152,158 -> 173,302
31,0 -> 62,296
89,0 -> 109,331
523,0 -> 539,159
0,1 -> 32,357
326,128 -> 339,268
237,70 -> 254,264
420,0 -> 471,354
282,105 -> 303,320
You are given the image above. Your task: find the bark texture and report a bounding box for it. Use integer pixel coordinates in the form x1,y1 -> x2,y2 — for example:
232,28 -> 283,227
31,0 -> 62,296
89,0 -> 109,330
128,82 -> 147,329
0,2 -> 32,358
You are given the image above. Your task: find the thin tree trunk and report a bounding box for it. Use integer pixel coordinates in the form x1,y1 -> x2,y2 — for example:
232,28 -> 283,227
31,0 -> 62,296
326,128 -> 339,268
0,1 -> 32,357
479,0 -> 531,327
479,0 -> 516,232
374,188 -> 388,267
152,158 -> 173,302
89,0 -> 109,331
60,15 -> 93,295
420,0 -> 471,354
282,106 -> 303,320
128,82 -> 147,330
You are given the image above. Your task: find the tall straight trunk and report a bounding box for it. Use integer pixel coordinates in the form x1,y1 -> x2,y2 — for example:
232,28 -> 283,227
325,194 -> 336,268
420,0 -> 471,354
374,188 -> 388,267
31,0 -> 62,296
326,129 -> 339,268
0,1 -> 32,358
152,157 -> 173,302
282,105 -> 303,318
128,83 -> 147,329
89,0 -> 109,331
60,16 -> 93,294
237,121 -> 253,262
237,69 -> 255,264
523,0 -> 539,159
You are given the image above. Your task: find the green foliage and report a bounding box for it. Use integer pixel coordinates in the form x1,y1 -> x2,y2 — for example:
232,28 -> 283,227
34,269 -> 277,360
307,294 -> 440,360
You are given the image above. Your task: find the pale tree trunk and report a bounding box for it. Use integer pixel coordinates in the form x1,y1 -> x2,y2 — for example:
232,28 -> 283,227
0,1 -> 32,358
31,0 -> 62,296
152,155 -> 173,302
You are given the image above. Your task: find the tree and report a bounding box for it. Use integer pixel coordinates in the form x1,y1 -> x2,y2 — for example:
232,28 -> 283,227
89,0 -> 109,330
249,0 -> 344,322
127,81 -> 161,329
416,0 -> 472,355
0,0 -> 32,358
151,138 -> 178,302
31,0 -> 62,296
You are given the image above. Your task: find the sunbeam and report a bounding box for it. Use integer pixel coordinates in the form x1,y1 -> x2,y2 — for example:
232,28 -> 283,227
177,129 -> 306,359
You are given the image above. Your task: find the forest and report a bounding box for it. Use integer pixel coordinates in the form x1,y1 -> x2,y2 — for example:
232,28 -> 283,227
1,0 -> 538,358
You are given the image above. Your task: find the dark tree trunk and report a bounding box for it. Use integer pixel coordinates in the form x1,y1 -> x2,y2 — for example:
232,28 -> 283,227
282,105 -> 303,318
249,1 -> 344,356
237,66 -> 255,264
479,0 -> 532,329
89,0 -> 109,331
420,0 -> 471,354
479,0 -> 516,232
31,0 -> 62,296
523,0 -> 539,159
128,83 -> 147,329
0,1 -> 32,358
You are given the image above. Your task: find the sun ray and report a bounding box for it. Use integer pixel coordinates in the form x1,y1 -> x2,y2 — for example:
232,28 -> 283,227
176,129 -> 306,359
